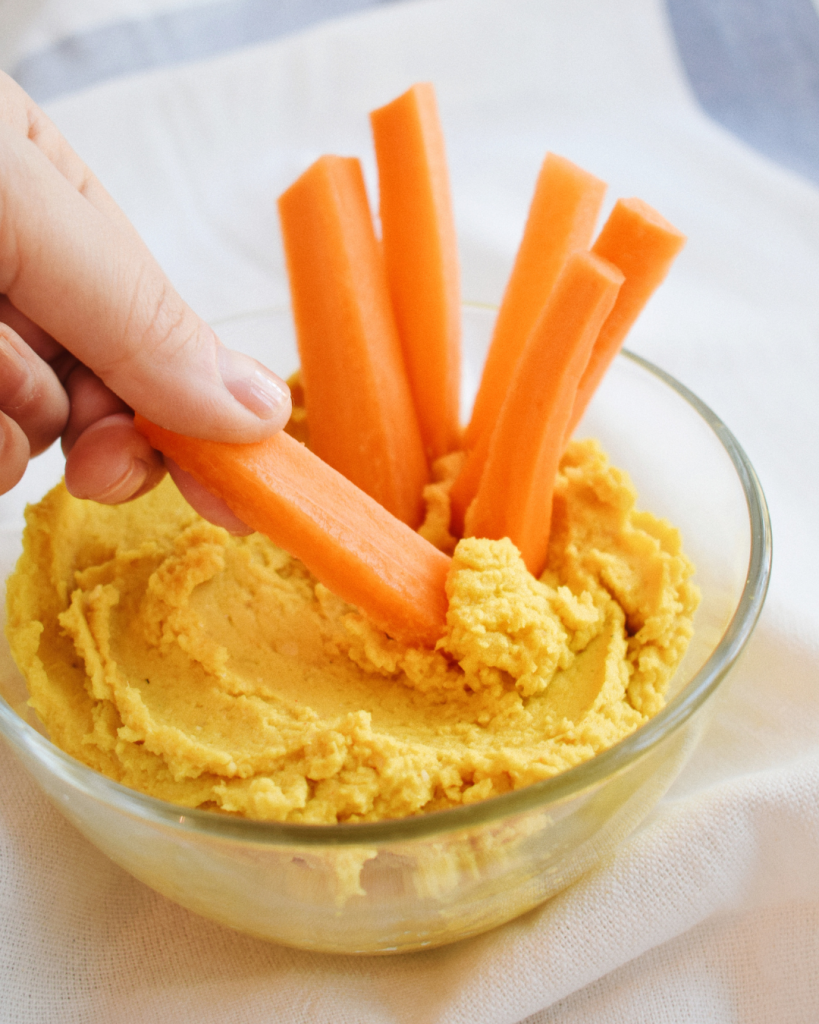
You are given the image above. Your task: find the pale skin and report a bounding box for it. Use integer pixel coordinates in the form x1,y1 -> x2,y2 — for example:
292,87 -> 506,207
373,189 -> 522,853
0,72 -> 291,531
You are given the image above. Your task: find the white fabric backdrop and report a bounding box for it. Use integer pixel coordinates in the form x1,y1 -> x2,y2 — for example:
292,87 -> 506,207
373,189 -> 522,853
1,0 -> 818,1020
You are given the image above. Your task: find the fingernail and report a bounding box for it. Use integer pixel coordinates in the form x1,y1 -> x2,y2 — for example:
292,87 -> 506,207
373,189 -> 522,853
88,458 -> 151,504
218,348 -> 291,421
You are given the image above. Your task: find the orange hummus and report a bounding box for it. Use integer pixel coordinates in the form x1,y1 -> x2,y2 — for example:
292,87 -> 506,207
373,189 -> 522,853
5,439 -> 698,823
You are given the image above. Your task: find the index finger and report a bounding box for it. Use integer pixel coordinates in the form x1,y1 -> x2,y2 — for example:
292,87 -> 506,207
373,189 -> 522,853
0,70 -> 141,235
0,121 -> 290,443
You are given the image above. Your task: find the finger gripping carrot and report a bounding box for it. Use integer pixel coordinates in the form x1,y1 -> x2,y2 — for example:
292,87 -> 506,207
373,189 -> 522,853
135,416 -> 450,648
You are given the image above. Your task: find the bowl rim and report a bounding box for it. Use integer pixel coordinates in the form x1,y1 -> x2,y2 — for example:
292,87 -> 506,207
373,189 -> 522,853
0,348 -> 772,848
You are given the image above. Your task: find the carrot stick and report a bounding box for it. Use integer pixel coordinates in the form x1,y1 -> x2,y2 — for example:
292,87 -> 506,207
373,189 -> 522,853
277,154 -> 428,527
448,419 -> 490,539
567,198 -> 686,437
134,416 -> 450,648
463,153 -> 606,451
370,83 -> 461,461
464,251 -> 623,577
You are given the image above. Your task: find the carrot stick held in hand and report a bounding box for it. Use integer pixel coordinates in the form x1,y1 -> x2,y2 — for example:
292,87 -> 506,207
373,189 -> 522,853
134,416 -> 450,648
277,154 -> 429,528
370,82 -> 462,462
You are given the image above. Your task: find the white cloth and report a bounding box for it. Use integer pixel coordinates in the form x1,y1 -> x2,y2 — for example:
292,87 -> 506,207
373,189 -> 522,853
1,0 -> 818,1021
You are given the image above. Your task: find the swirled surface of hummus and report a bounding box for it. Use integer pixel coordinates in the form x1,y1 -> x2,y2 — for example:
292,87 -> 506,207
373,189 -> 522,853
5,440 -> 698,823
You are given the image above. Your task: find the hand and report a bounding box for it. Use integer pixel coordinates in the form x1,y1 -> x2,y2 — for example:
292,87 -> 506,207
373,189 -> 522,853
0,72 -> 291,531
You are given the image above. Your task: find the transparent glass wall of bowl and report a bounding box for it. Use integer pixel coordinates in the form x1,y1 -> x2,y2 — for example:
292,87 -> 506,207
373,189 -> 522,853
0,696 -> 703,953
0,305 -> 771,953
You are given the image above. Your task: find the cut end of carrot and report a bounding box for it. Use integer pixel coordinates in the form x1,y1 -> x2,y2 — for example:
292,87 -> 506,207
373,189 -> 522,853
567,197 -> 686,437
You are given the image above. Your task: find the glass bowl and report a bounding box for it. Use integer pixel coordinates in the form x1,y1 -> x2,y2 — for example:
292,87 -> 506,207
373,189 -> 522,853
0,306 -> 771,954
